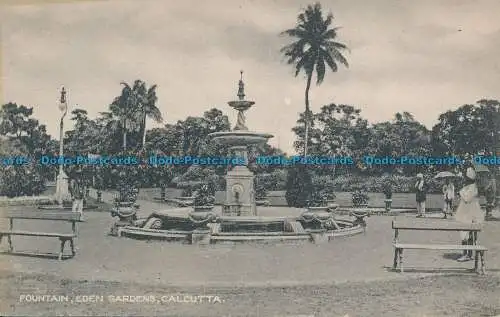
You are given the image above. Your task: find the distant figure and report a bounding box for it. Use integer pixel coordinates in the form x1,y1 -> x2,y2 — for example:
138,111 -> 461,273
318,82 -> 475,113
455,167 -> 483,262
69,168 -> 85,218
484,172 -> 497,219
415,173 -> 427,217
442,178 -> 455,218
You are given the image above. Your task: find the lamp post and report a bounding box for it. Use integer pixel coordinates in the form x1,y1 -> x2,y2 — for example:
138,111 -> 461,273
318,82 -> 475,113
55,86 -> 69,207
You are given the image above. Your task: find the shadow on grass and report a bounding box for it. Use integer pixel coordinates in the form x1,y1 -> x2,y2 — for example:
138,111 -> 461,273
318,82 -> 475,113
442,252 -> 462,260
0,250 -> 75,260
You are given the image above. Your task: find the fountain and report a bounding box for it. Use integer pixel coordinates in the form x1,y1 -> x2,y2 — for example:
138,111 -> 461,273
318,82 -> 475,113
209,71 -> 273,216
116,72 -> 367,244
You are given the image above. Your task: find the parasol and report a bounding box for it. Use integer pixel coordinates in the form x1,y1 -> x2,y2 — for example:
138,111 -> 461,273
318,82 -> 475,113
434,171 -> 460,179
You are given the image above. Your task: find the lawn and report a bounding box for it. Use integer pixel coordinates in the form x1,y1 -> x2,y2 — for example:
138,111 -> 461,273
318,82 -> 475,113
2,191 -> 499,317
1,270 -> 499,317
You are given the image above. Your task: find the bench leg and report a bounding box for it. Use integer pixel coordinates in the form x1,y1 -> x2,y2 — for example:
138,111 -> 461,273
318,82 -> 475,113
70,239 -> 76,257
58,238 -> 67,260
7,235 -> 13,252
393,248 -> 399,270
399,249 -> 404,273
474,251 -> 479,272
480,251 -> 486,275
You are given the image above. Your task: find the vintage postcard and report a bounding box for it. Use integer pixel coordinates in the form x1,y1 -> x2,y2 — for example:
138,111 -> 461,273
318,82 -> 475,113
0,0 -> 499,316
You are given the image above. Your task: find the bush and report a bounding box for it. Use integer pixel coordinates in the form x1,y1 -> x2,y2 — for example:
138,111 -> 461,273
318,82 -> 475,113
352,189 -> 369,207
318,174 -> 445,194
0,165 -> 46,197
382,178 -> 393,199
285,165 -> 312,208
254,176 -> 268,200
309,175 -> 336,207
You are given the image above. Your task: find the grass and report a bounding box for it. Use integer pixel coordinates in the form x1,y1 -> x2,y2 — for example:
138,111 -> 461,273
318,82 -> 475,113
1,270 -> 499,316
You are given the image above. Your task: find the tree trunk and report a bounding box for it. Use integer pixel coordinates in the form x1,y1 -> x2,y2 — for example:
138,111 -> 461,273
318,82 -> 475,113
123,131 -> 127,152
303,73 -> 313,157
141,112 -> 147,149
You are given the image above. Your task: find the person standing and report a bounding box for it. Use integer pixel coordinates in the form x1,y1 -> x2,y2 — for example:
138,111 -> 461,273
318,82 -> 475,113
69,168 -> 85,218
484,172 -> 497,220
455,167 -> 483,262
442,178 -> 455,219
415,173 -> 427,217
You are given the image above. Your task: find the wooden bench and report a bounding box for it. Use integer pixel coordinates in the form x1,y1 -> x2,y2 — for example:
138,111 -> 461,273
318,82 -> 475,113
392,217 -> 487,274
0,210 -> 84,260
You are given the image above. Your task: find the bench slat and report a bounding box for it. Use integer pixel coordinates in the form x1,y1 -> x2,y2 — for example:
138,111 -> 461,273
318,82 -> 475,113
0,231 -> 75,238
392,218 -> 481,231
0,210 -> 83,222
393,243 -> 487,251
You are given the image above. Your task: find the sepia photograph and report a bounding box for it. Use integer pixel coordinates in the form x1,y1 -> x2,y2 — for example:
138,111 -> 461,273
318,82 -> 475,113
0,0 -> 499,316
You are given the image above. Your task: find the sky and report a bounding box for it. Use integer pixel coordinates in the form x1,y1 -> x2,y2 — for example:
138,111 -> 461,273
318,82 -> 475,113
1,0 -> 499,154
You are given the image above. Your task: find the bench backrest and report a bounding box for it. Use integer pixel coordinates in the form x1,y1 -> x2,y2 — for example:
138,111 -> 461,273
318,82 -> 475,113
392,218 -> 482,231
0,210 -> 83,222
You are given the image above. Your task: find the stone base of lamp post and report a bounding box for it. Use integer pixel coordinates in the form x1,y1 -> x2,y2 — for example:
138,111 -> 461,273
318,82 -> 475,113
55,171 -> 70,205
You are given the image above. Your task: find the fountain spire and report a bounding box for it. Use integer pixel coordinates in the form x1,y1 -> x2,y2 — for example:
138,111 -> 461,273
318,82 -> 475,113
237,70 -> 245,100
229,70 -> 254,131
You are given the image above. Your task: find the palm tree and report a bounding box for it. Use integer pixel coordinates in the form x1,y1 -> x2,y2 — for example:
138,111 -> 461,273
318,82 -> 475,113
280,2 -> 349,156
108,90 -> 140,152
120,80 -> 163,150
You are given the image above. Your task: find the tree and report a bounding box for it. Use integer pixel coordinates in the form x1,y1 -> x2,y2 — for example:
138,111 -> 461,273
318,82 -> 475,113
280,2 -> 349,156
285,164 -> 312,207
292,103 -> 370,176
431,100 -> 500,157
0,102 -> 53,155
105,80 -> 162,152
368,113 -> 431,175
0,102 -> 34,138
120,80 -> 163,149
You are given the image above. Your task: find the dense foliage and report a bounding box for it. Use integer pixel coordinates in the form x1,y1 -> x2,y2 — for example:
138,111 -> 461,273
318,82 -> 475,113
285,165 -> 313,207
1,76 -> 498,198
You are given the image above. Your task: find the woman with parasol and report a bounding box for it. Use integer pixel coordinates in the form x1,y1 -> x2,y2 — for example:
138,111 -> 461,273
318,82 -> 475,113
455,167 -> 483,262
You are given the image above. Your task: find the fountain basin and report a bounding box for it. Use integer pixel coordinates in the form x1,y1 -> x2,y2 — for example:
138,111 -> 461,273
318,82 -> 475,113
116,209 -> 367,244
209,131 -> 273,146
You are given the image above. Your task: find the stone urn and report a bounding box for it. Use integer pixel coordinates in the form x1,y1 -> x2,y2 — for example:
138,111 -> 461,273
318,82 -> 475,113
109,201 -> 139,236
326,200 -> 339,212
384,199 -> 393,212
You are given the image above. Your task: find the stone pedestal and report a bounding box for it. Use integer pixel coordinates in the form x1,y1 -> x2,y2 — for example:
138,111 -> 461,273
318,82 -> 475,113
224,165 -> 256,216
55,171 -> 70,204
191,229 -> 211,245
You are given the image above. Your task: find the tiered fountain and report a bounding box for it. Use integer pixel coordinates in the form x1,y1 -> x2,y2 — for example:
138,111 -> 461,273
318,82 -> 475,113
209,71 -> 273,216
116,72 -> 367,244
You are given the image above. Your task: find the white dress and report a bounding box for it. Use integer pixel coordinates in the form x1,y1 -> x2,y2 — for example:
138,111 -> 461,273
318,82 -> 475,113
455,183 -> 483,240
455,184 -> 483,224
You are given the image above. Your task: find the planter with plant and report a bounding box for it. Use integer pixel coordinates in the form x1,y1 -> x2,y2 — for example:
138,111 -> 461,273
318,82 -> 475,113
193,183 -> 216,212
382,180 -> 393,211
352,187 -> 369,208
